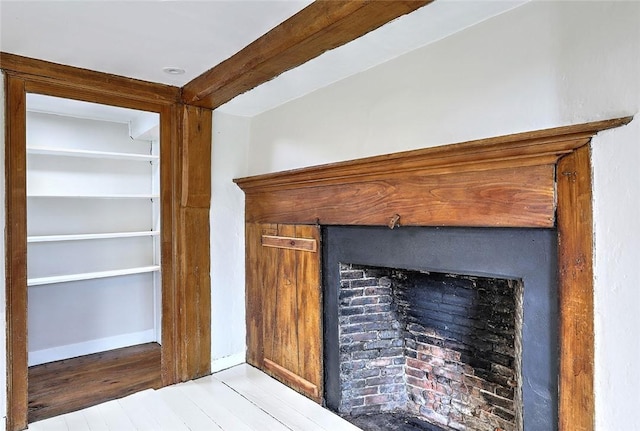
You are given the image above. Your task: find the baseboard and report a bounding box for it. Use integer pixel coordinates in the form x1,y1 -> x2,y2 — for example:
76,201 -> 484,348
28,329 -> 157,366
211,352 -> 245,373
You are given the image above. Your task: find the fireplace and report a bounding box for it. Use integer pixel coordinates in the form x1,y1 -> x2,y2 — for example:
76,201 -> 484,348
235,118 -> 631,430
323,226 -> 557,431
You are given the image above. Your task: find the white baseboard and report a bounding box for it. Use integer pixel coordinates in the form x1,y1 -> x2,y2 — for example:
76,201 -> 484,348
211,352 -> 245,373
29,329 -> 156,366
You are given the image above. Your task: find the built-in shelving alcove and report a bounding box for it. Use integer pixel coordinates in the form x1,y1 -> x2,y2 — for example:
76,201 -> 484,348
26,94 -> 162,364
3,53 -> 213,431
25,94 -> 163,422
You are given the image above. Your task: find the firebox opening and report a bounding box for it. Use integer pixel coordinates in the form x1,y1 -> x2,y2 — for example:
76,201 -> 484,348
322,226 -> 558,431
335,264 -> 523,431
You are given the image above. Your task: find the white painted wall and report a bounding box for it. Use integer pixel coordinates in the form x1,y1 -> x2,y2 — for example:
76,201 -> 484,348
209,112 -> 250,371
210,1 -> 639,428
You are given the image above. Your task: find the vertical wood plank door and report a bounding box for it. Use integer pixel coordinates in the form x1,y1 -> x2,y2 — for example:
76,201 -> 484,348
246,223 -> 323,402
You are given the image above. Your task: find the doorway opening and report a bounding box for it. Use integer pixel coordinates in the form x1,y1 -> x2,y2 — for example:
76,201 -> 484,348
25,94 -> 163,421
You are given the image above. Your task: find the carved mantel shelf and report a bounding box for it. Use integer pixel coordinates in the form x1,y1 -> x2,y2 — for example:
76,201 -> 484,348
235,117 -> 631,228
235,116 -> 633,430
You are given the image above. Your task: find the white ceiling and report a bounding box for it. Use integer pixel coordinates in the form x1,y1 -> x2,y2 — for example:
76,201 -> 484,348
1,0 -> 528,117
0,0 -> 312,86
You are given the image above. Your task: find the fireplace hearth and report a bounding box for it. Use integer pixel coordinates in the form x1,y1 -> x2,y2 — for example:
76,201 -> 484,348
349,411 -> 447,431
323,226 -> 557,431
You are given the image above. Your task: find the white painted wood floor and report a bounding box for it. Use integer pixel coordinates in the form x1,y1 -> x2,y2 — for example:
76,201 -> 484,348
28,363 -> 362,431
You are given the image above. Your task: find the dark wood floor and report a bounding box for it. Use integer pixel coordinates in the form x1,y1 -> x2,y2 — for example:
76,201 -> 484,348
28,343 -> 162,423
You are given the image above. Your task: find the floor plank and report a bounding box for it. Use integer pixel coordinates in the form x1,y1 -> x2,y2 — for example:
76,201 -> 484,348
175,380 -> 255,431
28,363 -> 361,431
212,367 -> 331,431
95,400 -> 136,431
122,389 -> 190,431
158,384 -> 224,431
117,390 -> 167,431
28,343 -> 161,423
192,375 -> 294,431
60,410 -> 90,431
217,364 -> 361,430
77,403 -> 109,431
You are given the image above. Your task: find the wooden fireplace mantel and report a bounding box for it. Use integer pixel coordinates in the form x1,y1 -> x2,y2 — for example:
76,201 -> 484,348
235,117 -> 630,228
235,116 -> 632,431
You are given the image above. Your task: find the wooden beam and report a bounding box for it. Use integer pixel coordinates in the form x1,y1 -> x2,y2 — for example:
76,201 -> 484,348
182,0 -> 432,109
181,105 -> 212,208
176,105 -> 212,381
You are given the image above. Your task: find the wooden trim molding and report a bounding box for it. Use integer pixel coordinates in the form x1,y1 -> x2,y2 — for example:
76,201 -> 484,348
235,117 -> 633,429
176,105 -> 212,381
182,0 -> 432,109
235,117 -> 631,228
557,146 -> 596,430
3,60 -> 211,429
262,235 -> 318,252
235,117 -> 629,192
0,52 -> 180,105
263,358 -> 320,399
5,74 -> 29,431
181,105 -> 213,208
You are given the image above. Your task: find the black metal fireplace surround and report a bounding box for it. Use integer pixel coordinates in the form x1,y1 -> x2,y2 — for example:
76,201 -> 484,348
322,226 -> 557,431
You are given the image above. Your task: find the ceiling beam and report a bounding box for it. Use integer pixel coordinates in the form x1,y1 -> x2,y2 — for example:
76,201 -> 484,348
181,0 -> 432,110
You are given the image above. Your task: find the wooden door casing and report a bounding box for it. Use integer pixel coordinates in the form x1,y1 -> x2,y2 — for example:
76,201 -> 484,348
246,223 -> 322,402
2,55 -> 212,430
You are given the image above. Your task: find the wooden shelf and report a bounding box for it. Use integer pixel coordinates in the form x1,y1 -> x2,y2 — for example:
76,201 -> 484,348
27,146 -> 158,162
27,194 -> 159,199
28,265 -> 161,287
28,231 -> 160,243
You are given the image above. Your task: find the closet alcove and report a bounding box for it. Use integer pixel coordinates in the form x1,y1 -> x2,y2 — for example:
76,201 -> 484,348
25,94 -> 163,422
4,56 -> 212,431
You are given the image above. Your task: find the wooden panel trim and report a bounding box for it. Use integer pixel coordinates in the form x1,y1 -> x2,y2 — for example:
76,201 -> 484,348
24,80 -> 167,116
182,0 -> 432,109
176,104 -> 212,380
177,208 -> 211,380
262,235 -> 318,252
263,358 -> 320,399
245,164 -> 556,228
1,52 -> 180,105
180,105 -> 213,208
235,117 -> 631,193
557,146 -> 595,430
5,73 -> 29,431
160,103 -> 180,386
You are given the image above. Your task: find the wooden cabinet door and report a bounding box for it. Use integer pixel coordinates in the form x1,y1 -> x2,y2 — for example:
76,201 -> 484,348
245,223 -> 322,402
